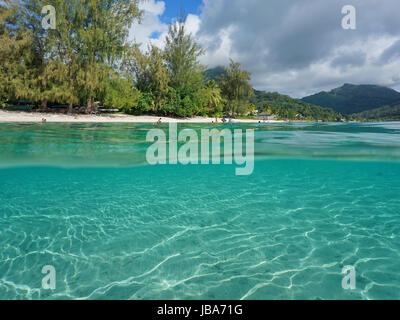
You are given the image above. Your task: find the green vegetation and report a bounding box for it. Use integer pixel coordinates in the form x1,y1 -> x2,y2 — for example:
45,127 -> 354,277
0,1 -> 32,108
218,60 -> 254,116
355,105 -> 400,121
302,84 -> 400,114
1,0 -> 142,113
203,66 -> 226,82
251,90 -> 343,121
204,66 -> 346,121
0,1 -> 254,118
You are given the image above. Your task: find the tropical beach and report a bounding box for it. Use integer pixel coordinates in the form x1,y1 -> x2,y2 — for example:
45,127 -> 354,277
0,110 -> 269,123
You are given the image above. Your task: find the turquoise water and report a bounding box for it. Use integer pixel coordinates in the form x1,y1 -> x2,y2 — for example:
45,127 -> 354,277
0,122 -> 400,300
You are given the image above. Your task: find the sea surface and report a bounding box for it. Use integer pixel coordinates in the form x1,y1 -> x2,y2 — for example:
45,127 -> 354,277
0,122 -> 400,300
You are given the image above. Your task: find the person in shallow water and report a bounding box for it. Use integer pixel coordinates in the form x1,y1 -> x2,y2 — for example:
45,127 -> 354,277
157,118 -> 162,125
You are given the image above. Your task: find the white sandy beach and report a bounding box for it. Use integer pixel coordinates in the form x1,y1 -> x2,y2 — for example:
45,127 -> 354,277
0,110 -> 280,123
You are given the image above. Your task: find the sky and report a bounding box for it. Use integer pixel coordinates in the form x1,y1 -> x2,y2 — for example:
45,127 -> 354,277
129,0 -> 400,98
158,0 -> 202,24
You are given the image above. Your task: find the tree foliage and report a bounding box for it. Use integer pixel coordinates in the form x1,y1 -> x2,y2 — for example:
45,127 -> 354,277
251,91 -> 341,121
1,0 -> 142,112
102,72 -> 141,113
355,104 -> 400,121
218,60 -> 254,116
164,15 -> 205,89
124,44 -> 170,112
0,1 -> 32,106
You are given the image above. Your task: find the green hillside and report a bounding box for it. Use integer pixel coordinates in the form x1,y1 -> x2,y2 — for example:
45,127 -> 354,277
251,90 -> 342,121
204,67 -> 400,121
203,66 -> 226,82
204,67 -> 342,121
302,84 -> 400,114
355,105 -> 400,121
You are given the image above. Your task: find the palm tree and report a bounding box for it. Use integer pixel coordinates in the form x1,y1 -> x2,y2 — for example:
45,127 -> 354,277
206,80 -> 223,108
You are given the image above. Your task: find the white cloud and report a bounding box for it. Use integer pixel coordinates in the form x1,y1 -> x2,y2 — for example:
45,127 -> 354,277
198,25 -> 236,68
129,0 -> 168,49
185,14 -> 201,35
129,3 -> 202,52
141,0 -> 165,15
194,0 -> 400,97
129,0 -> 400,97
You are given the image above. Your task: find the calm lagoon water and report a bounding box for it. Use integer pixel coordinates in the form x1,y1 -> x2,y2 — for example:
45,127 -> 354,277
1,122 -> 400,300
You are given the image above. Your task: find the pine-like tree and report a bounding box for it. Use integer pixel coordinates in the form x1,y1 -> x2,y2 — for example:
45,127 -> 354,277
0,1 -> 32,106
218,59 -> 254,116
164,15 -> 205,90
124,44 -> 170,112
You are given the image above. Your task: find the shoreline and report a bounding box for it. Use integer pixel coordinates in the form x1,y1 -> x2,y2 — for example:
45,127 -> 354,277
0,110 -> 282,124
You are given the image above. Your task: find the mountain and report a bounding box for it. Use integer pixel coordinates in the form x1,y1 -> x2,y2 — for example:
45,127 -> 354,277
203,67 -> 343,121
250,90 -> 342,121
203,66 -> 226,82
302,84 -> 400,114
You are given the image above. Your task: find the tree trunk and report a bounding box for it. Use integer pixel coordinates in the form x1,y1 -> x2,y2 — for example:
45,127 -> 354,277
68,102 -> 73,114
86,97 -> 94,114
86,98 -> 90,114
41,98 -> 48,112
92,97 -> 98,114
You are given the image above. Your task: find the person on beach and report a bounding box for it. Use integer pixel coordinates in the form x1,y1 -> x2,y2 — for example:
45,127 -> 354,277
41,118 -> 47,123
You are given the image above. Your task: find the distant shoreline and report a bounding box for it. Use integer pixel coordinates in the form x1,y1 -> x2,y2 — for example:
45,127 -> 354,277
0,110 -> 284,124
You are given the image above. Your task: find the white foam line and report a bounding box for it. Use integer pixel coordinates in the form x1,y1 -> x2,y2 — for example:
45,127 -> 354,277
0,279 -> 41,297
240,282 -> 271,300
124,229 -> 189,256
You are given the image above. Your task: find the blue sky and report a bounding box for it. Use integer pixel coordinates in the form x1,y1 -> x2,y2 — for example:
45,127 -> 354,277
160,0 -> 203,24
